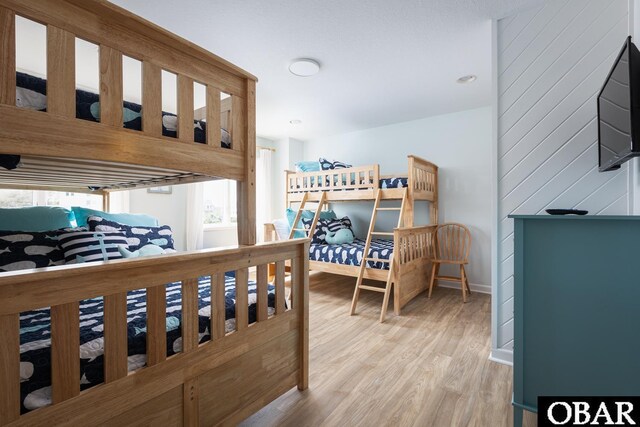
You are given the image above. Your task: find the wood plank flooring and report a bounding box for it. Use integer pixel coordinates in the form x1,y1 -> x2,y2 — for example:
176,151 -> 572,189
241,272 -> 536,427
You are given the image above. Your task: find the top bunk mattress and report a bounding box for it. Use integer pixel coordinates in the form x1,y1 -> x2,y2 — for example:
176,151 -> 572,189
15,72 -> 231,148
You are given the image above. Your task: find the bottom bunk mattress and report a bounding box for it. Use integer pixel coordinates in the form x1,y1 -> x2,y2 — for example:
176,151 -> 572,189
19,274 -> 275,413
309,238 -> 394,270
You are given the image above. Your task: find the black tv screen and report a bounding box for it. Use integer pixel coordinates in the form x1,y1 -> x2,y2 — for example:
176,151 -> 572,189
598,36 -> 640,172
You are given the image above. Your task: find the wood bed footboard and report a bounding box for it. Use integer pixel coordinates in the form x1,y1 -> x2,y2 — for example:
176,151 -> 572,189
0,239 -> 309,426
392,225 -> 436,314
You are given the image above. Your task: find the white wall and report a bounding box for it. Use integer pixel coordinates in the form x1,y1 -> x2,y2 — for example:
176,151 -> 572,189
493,0 -> 630,365
129,184 -> 188,251
303,107 -> 493,288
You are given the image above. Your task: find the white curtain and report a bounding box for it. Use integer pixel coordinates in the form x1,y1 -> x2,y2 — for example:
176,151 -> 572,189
185,182 -> 204,251
256,148 -> 273,242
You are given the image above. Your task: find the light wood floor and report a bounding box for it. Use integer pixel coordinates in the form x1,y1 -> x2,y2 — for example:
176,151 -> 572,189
241,272 -> 536,427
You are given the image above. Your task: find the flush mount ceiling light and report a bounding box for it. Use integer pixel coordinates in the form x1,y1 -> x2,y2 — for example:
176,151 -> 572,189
289,59 -> 320,77
290,119 -> 302,125
457,74 -> 477,84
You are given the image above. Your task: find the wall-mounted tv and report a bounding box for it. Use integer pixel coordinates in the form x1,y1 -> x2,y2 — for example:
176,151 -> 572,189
598,36 -> 640,172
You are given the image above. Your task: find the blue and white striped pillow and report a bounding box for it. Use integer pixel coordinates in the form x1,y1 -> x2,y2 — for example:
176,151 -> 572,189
57,231 -> 128,264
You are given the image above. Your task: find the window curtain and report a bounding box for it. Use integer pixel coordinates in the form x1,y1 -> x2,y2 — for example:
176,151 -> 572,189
186,182 -> 204,251
256,148 -> 273,242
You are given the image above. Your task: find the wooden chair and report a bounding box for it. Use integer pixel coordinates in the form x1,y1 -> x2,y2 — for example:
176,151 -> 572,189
428,223 -> 472,302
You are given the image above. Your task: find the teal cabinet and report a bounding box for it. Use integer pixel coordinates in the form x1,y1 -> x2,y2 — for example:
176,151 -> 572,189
511,215 -> 640,426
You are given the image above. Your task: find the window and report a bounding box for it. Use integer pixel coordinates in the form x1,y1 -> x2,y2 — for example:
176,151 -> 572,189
203,180 -> 236,226
0,189 -> 102,209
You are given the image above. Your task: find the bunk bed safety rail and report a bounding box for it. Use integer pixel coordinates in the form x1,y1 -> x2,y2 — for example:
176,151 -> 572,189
0,239 -> 309,426
0,0 -> 256,181
286,164 -> 380,195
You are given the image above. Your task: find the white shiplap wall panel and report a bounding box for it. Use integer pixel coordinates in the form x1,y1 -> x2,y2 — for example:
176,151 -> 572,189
500,1 -> 628,144
495,0 -> 629,355
498,2 -> 566,75
499,0 -> 616,109
498,0 -> 589,97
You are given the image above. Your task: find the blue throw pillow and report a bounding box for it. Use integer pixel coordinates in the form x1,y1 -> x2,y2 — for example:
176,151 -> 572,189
87,216 -> 175,251
285,208 -> 337,238
73,207 -> 158,228
0,206 -> 75,232
295,161 -> 321,172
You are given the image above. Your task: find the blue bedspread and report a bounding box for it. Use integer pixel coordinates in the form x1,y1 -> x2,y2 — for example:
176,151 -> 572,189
309,238 -> 394,270
19,275 -> 275,413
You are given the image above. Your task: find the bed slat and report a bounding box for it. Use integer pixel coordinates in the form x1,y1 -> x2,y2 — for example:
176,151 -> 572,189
211,273 -> 226,340
181,278 -> 199,352
206,86 -> 221,147
235,268 -> 249,330
142,61 -> 162,136
178,75 -> 194,143
0,313 -> 19,424
146,284 -> 167,366
275,261 -> 286,315
47,26 -> 75,117
104,292 -> 128,382
99,45 -> 124,127
51,302 -> 80,403
256,264 -> 268,322
0,7 -> 15,106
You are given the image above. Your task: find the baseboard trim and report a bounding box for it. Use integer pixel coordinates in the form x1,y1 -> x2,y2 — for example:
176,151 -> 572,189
437,281 -> 491,295
489,348 -> 513,366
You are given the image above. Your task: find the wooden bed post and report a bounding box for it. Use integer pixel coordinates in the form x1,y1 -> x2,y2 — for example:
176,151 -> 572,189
295,240 -> 310,390
236,79 -> 257,245
102,191 -> 111,212
431,164 -> 439,224
0,6 -> 15,107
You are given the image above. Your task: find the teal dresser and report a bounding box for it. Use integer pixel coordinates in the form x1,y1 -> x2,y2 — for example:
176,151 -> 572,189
511,215 -> 640,426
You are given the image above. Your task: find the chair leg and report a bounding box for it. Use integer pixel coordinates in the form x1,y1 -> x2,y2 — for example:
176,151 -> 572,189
460,265 -> 468,303
462,265 -> 471,294
428,262 -> 438,298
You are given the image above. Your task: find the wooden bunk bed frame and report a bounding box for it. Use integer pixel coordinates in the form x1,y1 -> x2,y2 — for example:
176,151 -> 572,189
0,1 -> 309,425
268,155 -> 438,320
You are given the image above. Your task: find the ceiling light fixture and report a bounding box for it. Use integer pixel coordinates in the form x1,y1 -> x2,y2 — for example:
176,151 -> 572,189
457,75 -> 477,84
290,119 -> 302,125
289,59 -> 321,77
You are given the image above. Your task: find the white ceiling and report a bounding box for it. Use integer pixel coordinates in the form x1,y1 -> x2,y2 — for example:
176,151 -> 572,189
112,0 -> 542,141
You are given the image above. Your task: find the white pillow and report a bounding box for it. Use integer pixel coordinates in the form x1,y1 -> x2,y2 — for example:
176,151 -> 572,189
273,219 -> 290,241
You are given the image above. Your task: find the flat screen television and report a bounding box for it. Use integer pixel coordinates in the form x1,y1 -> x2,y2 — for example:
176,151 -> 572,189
598,36 -> 640,172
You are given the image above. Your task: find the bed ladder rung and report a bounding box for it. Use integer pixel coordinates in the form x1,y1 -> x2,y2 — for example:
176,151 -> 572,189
376,207 -> 402,211
358,285 -> 386,293
364,257 -> 390,263
370,232 -> 394,236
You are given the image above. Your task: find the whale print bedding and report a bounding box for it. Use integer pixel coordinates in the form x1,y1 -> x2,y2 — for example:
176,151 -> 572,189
309,238 -> 394,270
19,274 -> 276,413
15,72 -> 231,147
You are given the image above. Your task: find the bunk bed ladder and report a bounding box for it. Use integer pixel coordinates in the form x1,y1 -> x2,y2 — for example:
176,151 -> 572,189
288,191 -> 327,240
350,188 -> 408,322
